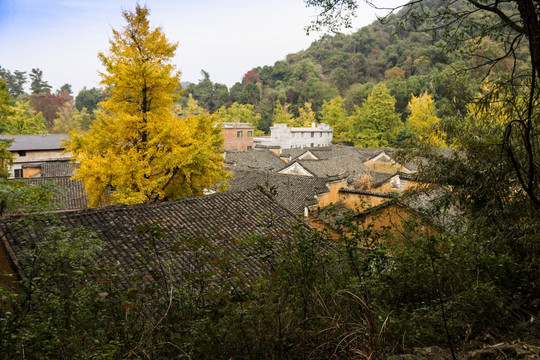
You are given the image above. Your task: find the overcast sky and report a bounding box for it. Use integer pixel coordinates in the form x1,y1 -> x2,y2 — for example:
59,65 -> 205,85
0,0 -> 406,95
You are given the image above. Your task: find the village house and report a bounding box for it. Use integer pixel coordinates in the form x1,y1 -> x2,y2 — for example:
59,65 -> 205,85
0,134 -> 71,178
254,123 -> 333,150
221,122 -> 254,151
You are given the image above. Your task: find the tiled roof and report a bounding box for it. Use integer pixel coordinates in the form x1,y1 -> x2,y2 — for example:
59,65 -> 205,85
338,188 -> 397,198
224,149 -> 286,171
0,134 -> 68,151
355,147 -> 388,162
226,169 -> 330,213
295,157 -> 372,180
278,147 -> 309,160
0,189 -> 304,289
370,172 -> 397,187
20,176 -> 88,210
280,145 -> 370,162
21,160 -> 75,177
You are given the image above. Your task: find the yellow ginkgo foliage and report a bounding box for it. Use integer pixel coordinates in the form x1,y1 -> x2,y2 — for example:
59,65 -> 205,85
66,6 -> 229,207
297,102 -> 317,127
406,91 -> 446,147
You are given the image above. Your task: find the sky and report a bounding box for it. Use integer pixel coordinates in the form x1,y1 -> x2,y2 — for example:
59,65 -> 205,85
0,0 -> 407,95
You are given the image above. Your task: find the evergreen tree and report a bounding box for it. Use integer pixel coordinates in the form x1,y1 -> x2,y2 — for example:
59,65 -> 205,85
350,83 -> 401,147
29,68 -> 52,94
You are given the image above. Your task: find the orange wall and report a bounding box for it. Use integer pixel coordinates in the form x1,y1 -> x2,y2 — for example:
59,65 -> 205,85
23,167 -> 41,178
339,192 -> 390,212
358,204 -> 410,231
316,180 -> 347,207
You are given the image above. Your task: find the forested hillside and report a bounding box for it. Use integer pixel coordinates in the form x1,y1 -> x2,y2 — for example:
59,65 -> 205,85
178,0 -> 528,149
2,0 -> 526,146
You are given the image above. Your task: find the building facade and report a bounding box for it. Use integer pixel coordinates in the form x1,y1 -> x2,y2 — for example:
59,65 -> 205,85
0,134 -> 71,178
221,122 -> 254,151
255,123 -> 333,150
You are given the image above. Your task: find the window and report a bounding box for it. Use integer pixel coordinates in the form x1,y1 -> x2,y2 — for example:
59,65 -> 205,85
311,143 -> 314,147
247,145 -> 252,150
14,169 -> 23,178
17,151 -> 26,157
311,132 -> 314,138
237,131 -> 243,138
320,132 -> 322,137
247,130 -> 253,137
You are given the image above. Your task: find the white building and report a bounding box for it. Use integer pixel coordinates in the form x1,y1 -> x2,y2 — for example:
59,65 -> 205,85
254,123 -> 333,149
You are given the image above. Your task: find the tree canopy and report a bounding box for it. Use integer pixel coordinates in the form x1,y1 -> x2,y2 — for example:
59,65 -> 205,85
66,5 -> 228,206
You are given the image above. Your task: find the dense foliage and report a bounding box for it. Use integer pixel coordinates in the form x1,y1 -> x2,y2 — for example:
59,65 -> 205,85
65,6 -> 229,206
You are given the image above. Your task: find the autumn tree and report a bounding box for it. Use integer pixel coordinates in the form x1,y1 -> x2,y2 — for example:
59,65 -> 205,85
0,79 -> 14,126
297,102 -> 317,127
30,93 -> 68,128
3,100 -> 48,135
52,103 -> 93,133
272,100 -> 293,125
66,6 -> 229,206
406,91 -> 445,147
242,70 -> 261,87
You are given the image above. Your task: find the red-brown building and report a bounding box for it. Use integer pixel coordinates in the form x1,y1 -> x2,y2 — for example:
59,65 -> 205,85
221,122 -> 254,151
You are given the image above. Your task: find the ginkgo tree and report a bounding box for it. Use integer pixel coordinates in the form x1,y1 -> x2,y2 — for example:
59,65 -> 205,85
406,91 -> 446,147
272,100 -> 294,125
66,6 -> 229,206
320,96 -> 351,143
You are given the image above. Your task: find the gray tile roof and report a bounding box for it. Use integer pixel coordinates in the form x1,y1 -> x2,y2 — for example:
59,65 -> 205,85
226,169 -> 330,214
338,188 -> 397,198
280,145 -> 387,163
21,160 -> 75,177
286,157 -> 372,180
20,176 -> 88,210
0,134 -> 68,151
0,189 -> 305,289
224,149 -> 286,171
